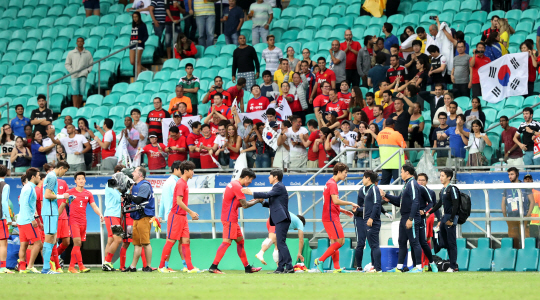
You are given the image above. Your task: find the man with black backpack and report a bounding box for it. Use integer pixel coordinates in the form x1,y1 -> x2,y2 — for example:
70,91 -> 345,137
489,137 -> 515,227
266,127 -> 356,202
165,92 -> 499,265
427,168 -> 460,273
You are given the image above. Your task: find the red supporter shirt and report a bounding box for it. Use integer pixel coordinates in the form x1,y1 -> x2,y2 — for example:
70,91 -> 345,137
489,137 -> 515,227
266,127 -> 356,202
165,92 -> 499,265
314,94 -> 330,109
67,188 -> 94,226
277,94 -> 302,112
176,124 -> 190,137
326,100 -> 348,121
340,41 -> 362,69
209,90 -> 232,106
167,136 -> 188,166
247,96 -> 270,112
362,106 -> 375,121
187,132 -> 202,159
227,86 -> 244,104
470,55 -> 491,84
102,131 -> 116,159
337,92 -> 352,106
383,102 -> 396,119
146,109 -> 171,141
200,135 -> 217,169
209,122 -> 219,135
57,179 -> 69,220
171,178 -> 189,216
307,131 -> 319,161
221,180 -> 245,223
528,57 -> 536,82
316,69 -> 336,95
142,143 -> 167,170
318,143 -> 336,168
502,127 -> 523,159
322,178 -> 340,222
209,104 -> 233,119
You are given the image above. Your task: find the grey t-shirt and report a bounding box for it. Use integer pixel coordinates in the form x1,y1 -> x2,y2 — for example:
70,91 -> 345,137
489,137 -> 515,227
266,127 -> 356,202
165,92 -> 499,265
331,50 -> 347,83
453,54 -> 471,84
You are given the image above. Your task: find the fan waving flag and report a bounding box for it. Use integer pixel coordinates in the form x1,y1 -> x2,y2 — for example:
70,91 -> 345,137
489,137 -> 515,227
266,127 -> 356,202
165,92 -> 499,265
262,123 -> 279,151
478,52 -> 529,103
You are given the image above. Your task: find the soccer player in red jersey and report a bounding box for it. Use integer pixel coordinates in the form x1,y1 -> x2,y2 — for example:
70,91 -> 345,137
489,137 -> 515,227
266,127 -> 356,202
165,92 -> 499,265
314,163 -> 358,273
63,172 -> 104,273
157,161 -> 201,273
209,169 -> 262,274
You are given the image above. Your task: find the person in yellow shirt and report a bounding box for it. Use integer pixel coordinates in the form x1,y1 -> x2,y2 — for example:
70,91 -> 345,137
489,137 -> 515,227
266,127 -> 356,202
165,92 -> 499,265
169,85 -> 192,115
273,59 -> 294,95
377,117 -> 406,184
374,81 -> 393,106
498,18 -> 515,49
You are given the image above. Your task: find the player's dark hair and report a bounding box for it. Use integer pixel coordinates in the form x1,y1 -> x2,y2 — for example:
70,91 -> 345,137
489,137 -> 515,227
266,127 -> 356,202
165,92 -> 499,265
508,167 -> 519,176
240,168 -> 257,180
20,174 -> 27,185
26,168 -> 39,181
171,161 -> 182,173
56,161 -> 70,171
418,173 -> 428,181
74,171 -> 86,180
114,165 -> 124,173
169,126 -> 179,133
412,40 -> 422,47
270,169 -> 284,181
266,108 -> 276,116
307,119 -> 318,129
191,121 -> 201,129
440,168 -> 454,180
363,170 -> 378,184
0,165 -> 6,177
402,164 -> 415,176
523,107 -> 534,115
104,118 -> 114,130
297,215 -> 306,226
333,162 -> 349,175
180,161 -> 195,174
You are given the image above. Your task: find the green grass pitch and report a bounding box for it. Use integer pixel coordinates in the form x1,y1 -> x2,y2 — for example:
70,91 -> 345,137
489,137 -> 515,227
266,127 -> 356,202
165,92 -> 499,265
2,269 -> 539,299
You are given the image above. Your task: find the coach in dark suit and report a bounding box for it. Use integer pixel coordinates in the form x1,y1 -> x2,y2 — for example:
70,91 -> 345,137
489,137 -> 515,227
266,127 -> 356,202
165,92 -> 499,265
243,169 -> 293,273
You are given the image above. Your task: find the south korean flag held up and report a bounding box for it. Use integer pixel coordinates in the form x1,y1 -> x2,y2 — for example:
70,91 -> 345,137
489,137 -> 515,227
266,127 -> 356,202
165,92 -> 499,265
478,52 -> 529,103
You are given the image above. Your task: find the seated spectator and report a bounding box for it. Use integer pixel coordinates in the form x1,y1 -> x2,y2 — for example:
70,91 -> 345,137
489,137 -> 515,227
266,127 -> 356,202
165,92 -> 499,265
283,72 -> 309,120
169,85 -> 193,115
351,108 -> 370,132
348,87 -> 365,117
317,111 -> 340,130
313,82 -> 331,115
500,116 -> 524,166
356,122 -> 380,168
30,131 -> 55,170
452,42 -> 472,98
386,55 -> 407,88
212,121 -> 231,168
0,124 -> 15,168
204,110 -> 227,135
368,53 -> 390,92
362,92 -> 376,121
253,122 -> 272,168
129,12 -> 149,77
10,105 -> 30,138
427,45 -> 447,90
247,85 -> 270,112
226,78 -> 246,111
464,97 -> 486,130
177,102 -> 193,117
470,42 -> 491,98
441,114 -> 469,163
224,123 -> 242,168
174,33 -> 198,60
285,47 -> 300,72
313,127 -> 336,168
10,136 -> 31,173
432,112 -> 450,167
221,0 -> 244,45
381,91 -> 396,119
325,89 -> 349,123
458,119 -> 492,167
297,48 -> 317,72
187,121 -> 203,168
521,41 -> 538,97
55,144 -> 67,164
199,124 -> 218,169
208,93 -> 233,120
51,124 -> 92,172
389,98 -> 411,142
260,70 -> 279,102
141,134 -> 167,170
408,103 -> 425,148
203,76 -> 232,106
498,18 -> 515,49
484,31 -> 507,61
432,93 -> 463,126
337,81 -> 351,106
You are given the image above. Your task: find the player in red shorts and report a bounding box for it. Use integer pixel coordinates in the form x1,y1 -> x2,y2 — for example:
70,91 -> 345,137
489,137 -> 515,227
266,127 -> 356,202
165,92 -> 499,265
157,161 -> 201,273
314,163 -> 358,273
0,165 -> 14,273
17,168 -> 42,273
209,169 -> 263,274
62,172 -> 104,273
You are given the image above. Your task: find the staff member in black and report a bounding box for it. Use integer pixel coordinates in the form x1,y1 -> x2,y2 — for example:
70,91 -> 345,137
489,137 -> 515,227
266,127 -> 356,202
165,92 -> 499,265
414,173 -> 439,272
426,168 -> 460,273
357,170 -> 383,272
243,169 -> 293,274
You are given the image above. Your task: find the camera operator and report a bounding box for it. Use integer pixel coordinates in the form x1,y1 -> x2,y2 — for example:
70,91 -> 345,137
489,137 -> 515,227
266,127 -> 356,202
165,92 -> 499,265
469,42 -> 491,99
124,167 -> 155,272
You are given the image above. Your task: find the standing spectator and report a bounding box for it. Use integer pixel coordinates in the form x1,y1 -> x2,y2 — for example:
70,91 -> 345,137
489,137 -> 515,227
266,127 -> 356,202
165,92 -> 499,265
382,90 -> 396,119
432,112 -> 450,167
44,125 -> 57,164
301,119 -> 319,169
389,98 -> 411,142
300,60 -> 317,106
30,131 -> 55,170
404,40 -> 428,81
65,37 -> 93,109
214,1 -> 229,36
377,117 -> 406,184
172,111 -> 191,137
0,124 -> 15,170
51,124 -> 91,171
464,97 -> 486,130
500,116 -> 524,166
150,0 -> 167,55
131,108 -> 148,149
284,116 -> 308,169
337,81 -> 351,106
24,125 -> 32,144
198,124 -> 218,169
362,92 -> 376,122
383,23 -> 399,51
59,116 -> 75,136
374,37 -> 390,66
204,109 -> 227,135
440,114 -> 469,164
433,95 -> 463,127
273,59 -> 294,95
285,47 -> 300,72
78,118 -> 94,169
390,45 -> 405,65
296,48 -> 317,72
94,119 -> 118,171
252,122 -> 271,168
165,0 -> 185,59
30,95 -> 53,137
178,63 -> 201,115
261,35 -> 282,75
428,24 -> 439,41
316,57 -> 336,95
248,0 -> 273,45
224,123 -> 242,168
260,70 -> 279,102
407,56 -> 429,92
313,81 -> 331,115
130,12 -> 149,78
183,0 -> 197,41
169,85 -> 192,115
232,35 -> 260,92
164,126 -> 187,166
368,53 -> 390,93
355,122 -> 380,168
335,121 -> 358,167
84,0 -> 100,17
329,40 -> 346,83
10,136 -> 31,173
370,105 -> 385,131
452,41 -> 471,98
357,35 -> 375,88
221,0 -> 244,45
514,107 -> 540,166
119,117 -> 141,162
408,103 -> 424,148
187,121 -> 203,167
246,85 -> 270,112
340,29 -> 361,87
386,55 -> 407,87
385,0 -> 400,17
403,27 -> 428,54
129,0 -> 152,15
521,42 -> 538,97
313,127 -> 336,168
202,76 -> 232,106
227,77 -> 246,107
325,89 -> 349,123
469,42 -> 491,99
10,105 -> 30,138
141,134 -> 168,170
426,84 -> 445,122
481,15 -> 500,42
498,18 -> 515,49
147,97 -> 171,143
192,0 -> 215,48
537,24 -> 540,54
173,33 -> 198,60
484,32 -> 506,62
427,45 -> 447,90
284,72 -> 309,120
208,93 -> 233,120
178,102 -> 192,117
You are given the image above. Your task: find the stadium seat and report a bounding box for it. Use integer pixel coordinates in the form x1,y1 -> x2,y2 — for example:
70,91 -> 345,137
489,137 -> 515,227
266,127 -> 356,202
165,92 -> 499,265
142,82 -> 161,96
273,7 -> 281,20
497,108 -> 517,120
104,26 -> 121,40
85,94 -> 104,108
118,94 -> 136,108
515,22 -> 533,36
280,7 -> 297,20
314,30 -> 332,43
505,9 -> 522,22
486,99 -> 506,111
335,17 -> 353,31
320,17 -> 338,32
520,8 -> 538,23
401,14 -> 420,28
209,57 -> 227,72
337,239 -> 355,269
160,81 -> 177,93
288,0 -> 304,8
313,6 -> 329,18
102,94 -> 120,107
411,2 -> 428,15
68,15 -> 84,29
23,18 -> 40,30
468,11 -> 488,26
281,30 -> 299,44
219,44 -> 236,59
153,71 -> 171,84
288,19 -> 306,32
204,45 -> 222,59
460,0 -> 479,12
506,96 -> 524,109
295,7 -> 312,22
305,18 -> 323,30
62,4 -> 79,18
329,5 -> 346,18
442,0 -> 460,14
76,107 -> 93,119
515,238 -> 539,271
92,106 -> 110,119
456,238 -> 470,271
467,238 -> 494,271
108,106 -> 126,124
523,96 -> 538,108
136,70 -> 154,84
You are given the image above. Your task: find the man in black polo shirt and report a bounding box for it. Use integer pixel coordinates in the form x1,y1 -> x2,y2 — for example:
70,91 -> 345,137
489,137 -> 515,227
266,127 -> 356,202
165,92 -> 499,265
427,45 -> 447,91
389,98 -> 411,142
481,15 -> 500,42
30,94 -> 53,136
513,107 -> 540,167
387,55 -> 407,88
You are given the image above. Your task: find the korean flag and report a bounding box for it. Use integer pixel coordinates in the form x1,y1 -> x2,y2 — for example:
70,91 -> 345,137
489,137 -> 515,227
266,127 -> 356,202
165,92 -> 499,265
478,52 -> 529,103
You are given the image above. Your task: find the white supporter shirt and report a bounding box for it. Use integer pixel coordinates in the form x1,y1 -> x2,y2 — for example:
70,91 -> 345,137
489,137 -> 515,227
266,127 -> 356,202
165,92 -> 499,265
134,121 -> 148,148
286,127 -> 308,156
42,137 -> 57,164
103,130 -> 114,151
59,134 -> 88,165
339,131 -> 358,164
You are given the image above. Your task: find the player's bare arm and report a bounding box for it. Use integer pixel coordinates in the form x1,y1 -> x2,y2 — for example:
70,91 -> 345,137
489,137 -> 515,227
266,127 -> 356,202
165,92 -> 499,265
331,194 -> 359,208
239,198 -> 263,209
177,195 -> 199,220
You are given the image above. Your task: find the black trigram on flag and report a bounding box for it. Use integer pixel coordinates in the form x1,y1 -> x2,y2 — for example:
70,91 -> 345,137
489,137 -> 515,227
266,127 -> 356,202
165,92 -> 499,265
491,86 -> 502,97
278,104 -> 284,110
510,78 -> 520,90
187,120 -> 194,127
261,113 -> 268,120
489,67 -> 497,78
510,57 -> 520,69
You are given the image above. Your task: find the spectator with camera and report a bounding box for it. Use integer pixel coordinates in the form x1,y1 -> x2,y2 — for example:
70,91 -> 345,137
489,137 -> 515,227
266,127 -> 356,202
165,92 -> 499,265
469,42 -> 491,98
94,119 -> 117,171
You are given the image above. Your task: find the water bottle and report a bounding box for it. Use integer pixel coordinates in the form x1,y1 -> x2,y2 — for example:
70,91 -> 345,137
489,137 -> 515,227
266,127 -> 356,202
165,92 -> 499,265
491,261 -> 495,272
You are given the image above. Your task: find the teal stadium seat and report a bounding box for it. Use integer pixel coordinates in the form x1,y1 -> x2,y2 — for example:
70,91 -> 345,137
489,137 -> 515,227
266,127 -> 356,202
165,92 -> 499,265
143,82 -> 161,96
402,14 -> 419,28
153,71 -> 171,84
296,30 -> 313,44
515,22 -> 533,36
467,238 -> 494,271
118,94 -> 136,108
457,238 -> 470,271
335,17 -> 353,30
460,0 -> 479,12
320,17 -> 338,32
209,57 -> 227,72
329,6 -> 346,18
288,19 -> 306,32
137,71 -> 154,84
295,7 -> 312,22
515,238 -> 539,271
497,108 -> 517,120
62,4 -> 79,18
520,8 -> 538,23
103,94 -> 120,107
280,8 -> 297,20
313,6 -> 329,19
506,96 -> 524,109
204,46 -> 221,58
219,44 -> 236,59
411,2 -> 428,15
86,95 -> 104,108
90,26 -> 106,39
305,18 -> 323,30
281,30 -> 298,44
315,30 -> 332,43
505,9 -> 522,22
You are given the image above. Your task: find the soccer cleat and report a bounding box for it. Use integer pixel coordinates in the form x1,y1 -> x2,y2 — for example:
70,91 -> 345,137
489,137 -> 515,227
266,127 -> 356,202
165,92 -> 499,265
422,265 -> 429,272
49,261 -> 56,272
0,267 -> 15,274
79,268 -> 91,273
102,262 -> 115,272
121,266 -> 137,272
446,268 -> 458,273
19,269 -> 29,274
182,267 -> 188,272
367,269 -> 382,273
158,267 -> 170,273
167,268 -> 177,273
56,268 -> 64,273
27,267 -> 40,274
255,253 -> 267,265
187,267 -> 201,273
68,268 -> 79,273
314,258 -> 324,273
59,258 -> 64,269
209,267 -> 225,274
41,269 -> 60,274
387,267 -> 403,273
408,267 -> 423,273
356,267 -> 363,272
245,265 -> 262,273
333,268 -> 343,273
142,266 -> 155,272
430,262 -> 439,273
